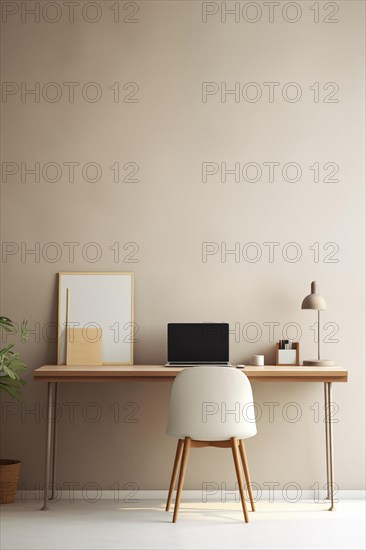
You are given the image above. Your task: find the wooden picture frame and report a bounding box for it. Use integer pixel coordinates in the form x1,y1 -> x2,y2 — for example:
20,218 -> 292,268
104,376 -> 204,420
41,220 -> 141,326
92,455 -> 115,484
275,343 -> 300,366
58,272 -> 134,365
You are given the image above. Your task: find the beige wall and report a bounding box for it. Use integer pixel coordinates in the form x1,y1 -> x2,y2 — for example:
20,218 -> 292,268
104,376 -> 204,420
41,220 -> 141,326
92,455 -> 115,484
1,1 -> 365,493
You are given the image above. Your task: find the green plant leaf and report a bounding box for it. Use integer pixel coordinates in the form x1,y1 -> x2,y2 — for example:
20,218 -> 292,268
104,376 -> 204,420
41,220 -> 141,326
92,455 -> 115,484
0,315 -> 28,400
0,317 -> 14,332
3,365 -> 17,379
0,379 -> 23,400
0,344 -> 14,356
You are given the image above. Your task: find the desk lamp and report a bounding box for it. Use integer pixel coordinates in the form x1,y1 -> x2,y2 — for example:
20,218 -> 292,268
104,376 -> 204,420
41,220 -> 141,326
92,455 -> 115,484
301,281 -> 335,366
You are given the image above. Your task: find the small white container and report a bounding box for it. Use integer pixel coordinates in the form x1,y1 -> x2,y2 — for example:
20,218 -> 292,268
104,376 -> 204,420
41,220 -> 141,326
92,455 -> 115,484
252,355 -> 264,366
278,350 -> 297,365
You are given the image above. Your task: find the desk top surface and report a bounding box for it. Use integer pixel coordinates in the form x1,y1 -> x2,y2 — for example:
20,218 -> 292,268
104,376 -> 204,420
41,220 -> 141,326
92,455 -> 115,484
34,365 -> 348,382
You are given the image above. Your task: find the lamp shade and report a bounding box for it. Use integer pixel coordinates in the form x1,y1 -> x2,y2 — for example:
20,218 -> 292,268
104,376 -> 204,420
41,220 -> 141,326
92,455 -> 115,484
301,281 -> 327,310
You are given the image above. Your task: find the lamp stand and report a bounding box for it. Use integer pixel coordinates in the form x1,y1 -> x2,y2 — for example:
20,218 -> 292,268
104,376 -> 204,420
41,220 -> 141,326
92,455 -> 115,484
303,310 -> 336,366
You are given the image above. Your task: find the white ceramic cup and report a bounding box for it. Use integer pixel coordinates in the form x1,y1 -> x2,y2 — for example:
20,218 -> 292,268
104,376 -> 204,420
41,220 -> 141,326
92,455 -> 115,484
252,355 -> 264,366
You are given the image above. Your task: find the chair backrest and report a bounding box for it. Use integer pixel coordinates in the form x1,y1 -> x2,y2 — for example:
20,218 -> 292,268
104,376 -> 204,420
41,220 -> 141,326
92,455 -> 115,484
166,367 -> 257,441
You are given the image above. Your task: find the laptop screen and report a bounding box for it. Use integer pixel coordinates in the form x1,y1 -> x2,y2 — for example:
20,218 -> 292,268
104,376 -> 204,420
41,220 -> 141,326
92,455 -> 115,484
167,323 -> 229,363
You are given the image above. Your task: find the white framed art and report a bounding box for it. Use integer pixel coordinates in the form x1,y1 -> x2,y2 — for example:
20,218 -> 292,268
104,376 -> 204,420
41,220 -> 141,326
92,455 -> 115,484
57,272 -> 134,365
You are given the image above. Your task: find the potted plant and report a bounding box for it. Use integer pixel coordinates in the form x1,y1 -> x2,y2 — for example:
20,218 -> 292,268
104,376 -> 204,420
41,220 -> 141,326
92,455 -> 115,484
0,317 -> 29,503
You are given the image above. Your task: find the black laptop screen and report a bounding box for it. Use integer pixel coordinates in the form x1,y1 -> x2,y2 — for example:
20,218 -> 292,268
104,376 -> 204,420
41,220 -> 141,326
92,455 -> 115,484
167,323 -> 229,363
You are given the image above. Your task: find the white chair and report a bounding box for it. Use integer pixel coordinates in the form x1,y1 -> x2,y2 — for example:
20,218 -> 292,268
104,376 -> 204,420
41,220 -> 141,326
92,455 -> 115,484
165,367 -> 257,523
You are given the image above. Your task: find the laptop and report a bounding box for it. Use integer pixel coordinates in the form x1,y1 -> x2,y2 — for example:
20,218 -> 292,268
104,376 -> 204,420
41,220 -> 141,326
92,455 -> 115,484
165,323 -> 231,367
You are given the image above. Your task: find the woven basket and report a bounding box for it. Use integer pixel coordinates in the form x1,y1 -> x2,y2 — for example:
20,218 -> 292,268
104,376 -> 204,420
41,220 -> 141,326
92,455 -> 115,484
0,460 -> 21,503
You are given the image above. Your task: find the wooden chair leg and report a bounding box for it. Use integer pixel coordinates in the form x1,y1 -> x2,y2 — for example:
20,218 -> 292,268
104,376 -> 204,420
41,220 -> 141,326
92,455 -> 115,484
172,437 -> 191,523
239,439 -> 255,512
166,439 -> 184,512
231,437 -> 249,523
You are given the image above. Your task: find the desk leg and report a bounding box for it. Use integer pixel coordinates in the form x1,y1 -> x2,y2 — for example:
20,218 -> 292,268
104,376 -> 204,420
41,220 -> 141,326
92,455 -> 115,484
324,382 -> 335,511
49,383 -> 58,501
324,383 -> 330,500
327,382 -> 335,511
41,382 -> 56,510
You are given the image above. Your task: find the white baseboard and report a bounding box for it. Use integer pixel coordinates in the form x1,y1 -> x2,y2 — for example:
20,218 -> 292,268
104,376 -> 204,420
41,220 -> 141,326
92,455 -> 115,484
134,490 -> 365,501
17,489 -> 365,503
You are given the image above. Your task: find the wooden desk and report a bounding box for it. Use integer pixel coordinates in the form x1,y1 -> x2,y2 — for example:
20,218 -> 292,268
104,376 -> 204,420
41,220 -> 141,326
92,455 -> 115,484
34,364 -> 347,383
34,365 -> 348,512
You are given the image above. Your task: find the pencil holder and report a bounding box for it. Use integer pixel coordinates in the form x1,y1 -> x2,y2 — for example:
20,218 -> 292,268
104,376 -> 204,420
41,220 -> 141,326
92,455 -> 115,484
275,343 -> 300,366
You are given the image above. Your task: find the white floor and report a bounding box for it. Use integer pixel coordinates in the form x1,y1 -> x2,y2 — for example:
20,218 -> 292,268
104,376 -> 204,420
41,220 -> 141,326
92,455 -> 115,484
1,499 -> 365,550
